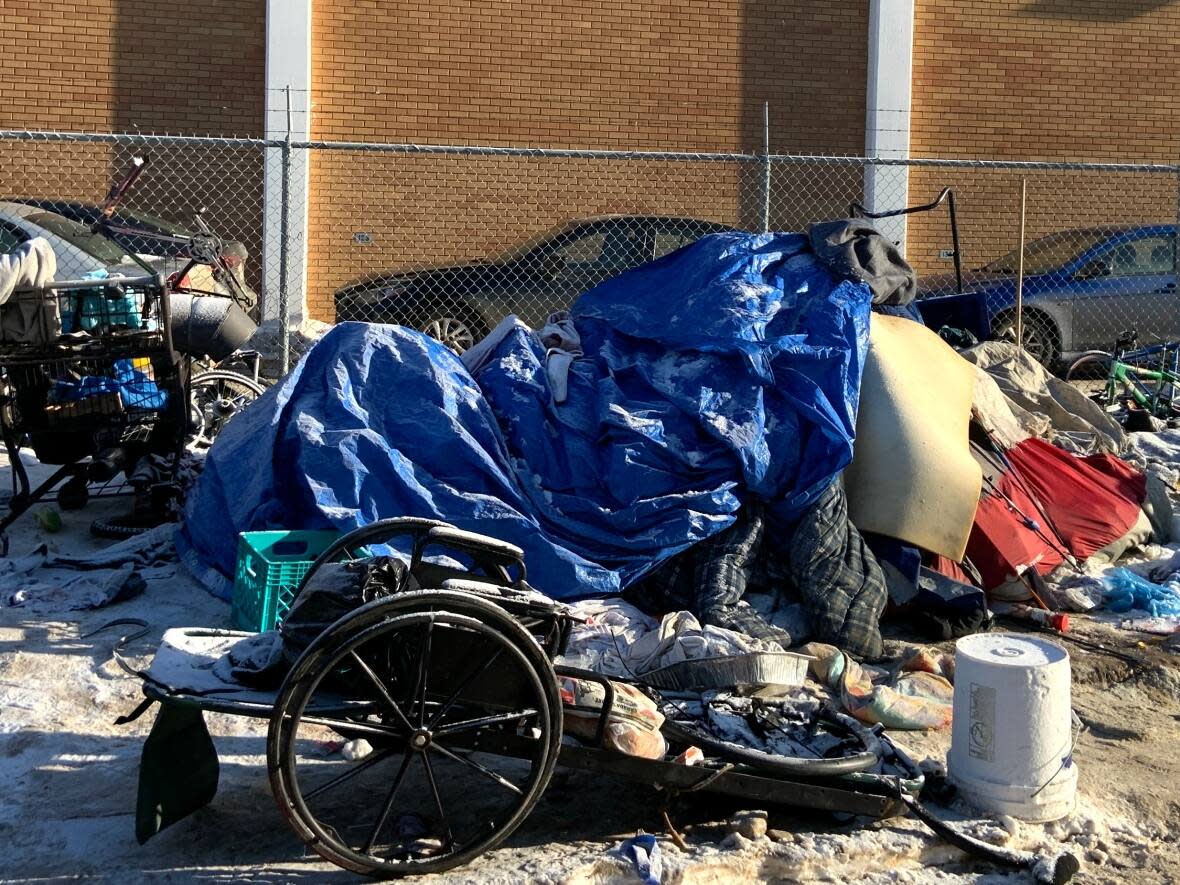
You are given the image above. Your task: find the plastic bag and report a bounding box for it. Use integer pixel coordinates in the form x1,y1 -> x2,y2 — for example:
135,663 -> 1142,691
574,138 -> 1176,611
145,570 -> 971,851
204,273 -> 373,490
559,676 -> 667,759
1103,567 -> 1180,617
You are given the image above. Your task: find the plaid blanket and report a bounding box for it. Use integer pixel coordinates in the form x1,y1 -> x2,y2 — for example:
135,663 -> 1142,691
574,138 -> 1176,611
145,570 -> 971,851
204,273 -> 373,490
627,483 -> 886,660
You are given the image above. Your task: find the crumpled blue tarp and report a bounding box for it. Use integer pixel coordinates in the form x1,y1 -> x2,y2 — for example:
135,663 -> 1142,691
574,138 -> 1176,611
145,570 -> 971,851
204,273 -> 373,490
178,232 -> 874,600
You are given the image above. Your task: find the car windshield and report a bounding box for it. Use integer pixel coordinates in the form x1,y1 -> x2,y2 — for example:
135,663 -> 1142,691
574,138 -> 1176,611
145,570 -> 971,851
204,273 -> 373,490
489,222 -> 579,263
119,207 -> 193,237
980,230 -> 1110,276
25,211 -> 131,264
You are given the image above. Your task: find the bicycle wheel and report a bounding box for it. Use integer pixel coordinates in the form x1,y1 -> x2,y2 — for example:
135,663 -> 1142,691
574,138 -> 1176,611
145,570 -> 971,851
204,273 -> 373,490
1064,351 -> 1114,408
188,370 -> 266,450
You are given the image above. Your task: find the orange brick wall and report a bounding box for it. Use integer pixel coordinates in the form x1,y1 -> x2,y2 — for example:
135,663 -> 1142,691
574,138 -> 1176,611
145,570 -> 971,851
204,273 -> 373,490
908,0 -> 1180,277
0,1 -> 264,135
306,1 -> 869,318
0,2 -> 266,279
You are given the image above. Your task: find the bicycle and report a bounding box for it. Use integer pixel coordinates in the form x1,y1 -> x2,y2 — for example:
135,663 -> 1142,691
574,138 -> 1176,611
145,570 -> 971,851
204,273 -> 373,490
1064,329 -> 1179,419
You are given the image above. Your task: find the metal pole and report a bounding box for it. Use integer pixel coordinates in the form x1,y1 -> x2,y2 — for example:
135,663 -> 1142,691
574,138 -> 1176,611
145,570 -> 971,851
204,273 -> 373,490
761,101 -> 771,233
278,85 -> 292,375
1014,177 -> 1027,353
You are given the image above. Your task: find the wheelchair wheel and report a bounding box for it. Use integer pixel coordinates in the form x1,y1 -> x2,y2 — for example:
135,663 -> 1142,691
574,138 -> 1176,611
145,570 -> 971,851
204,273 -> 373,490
268,590 -> 561,877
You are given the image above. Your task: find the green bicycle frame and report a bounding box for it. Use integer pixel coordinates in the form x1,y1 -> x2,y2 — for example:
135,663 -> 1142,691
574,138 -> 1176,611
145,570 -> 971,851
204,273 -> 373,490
1107,359 -> 1179,417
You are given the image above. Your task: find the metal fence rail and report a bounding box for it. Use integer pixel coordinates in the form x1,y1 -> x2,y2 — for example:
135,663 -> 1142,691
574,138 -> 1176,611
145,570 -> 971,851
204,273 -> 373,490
1,128 -> 1178,373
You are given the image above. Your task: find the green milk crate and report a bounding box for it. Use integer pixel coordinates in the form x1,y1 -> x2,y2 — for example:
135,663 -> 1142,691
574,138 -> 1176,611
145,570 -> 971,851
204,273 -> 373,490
231,530 -> 344,631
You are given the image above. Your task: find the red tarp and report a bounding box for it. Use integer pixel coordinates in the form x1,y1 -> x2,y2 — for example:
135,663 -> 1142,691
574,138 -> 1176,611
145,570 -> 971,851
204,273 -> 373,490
965,438 -> 1145,590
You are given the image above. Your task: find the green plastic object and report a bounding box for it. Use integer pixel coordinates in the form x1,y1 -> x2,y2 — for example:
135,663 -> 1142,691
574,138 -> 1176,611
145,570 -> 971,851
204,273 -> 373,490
231,530 -> 343,632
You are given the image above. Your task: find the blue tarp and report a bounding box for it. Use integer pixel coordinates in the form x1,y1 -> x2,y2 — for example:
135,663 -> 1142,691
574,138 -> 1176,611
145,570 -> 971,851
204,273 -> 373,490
178,232 -> 874,600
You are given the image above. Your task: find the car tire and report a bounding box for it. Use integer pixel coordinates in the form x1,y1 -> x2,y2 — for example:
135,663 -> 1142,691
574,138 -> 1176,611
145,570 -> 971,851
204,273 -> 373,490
992,309 -> 1061,368
410,301 -> 489,355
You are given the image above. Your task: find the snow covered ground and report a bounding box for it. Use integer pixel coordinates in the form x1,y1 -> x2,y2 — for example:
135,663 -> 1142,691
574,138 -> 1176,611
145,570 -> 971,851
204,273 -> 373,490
1,444 -> 1179,884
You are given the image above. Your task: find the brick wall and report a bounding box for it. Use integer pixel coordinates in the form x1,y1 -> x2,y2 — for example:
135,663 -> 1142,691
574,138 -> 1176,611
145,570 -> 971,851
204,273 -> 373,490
0,0 -> 264,134
0,1 -> 266,282
909,0 -> 1180,278
307,1 -> 869,319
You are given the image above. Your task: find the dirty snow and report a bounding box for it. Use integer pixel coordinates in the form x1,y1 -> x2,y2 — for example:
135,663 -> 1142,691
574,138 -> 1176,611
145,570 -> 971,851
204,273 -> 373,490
1,440 -> 1180,883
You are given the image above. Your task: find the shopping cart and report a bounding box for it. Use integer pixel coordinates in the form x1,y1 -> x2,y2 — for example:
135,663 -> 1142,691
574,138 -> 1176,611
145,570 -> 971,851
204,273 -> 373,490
0,269 -> 188,550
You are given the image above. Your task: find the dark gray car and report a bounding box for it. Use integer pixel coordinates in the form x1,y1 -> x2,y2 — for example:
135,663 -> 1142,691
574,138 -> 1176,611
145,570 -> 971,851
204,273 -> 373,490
334,215 -> 736,352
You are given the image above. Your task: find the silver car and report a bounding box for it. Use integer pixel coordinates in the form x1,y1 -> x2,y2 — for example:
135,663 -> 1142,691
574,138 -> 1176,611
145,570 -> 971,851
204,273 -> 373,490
0,200 -> 154,280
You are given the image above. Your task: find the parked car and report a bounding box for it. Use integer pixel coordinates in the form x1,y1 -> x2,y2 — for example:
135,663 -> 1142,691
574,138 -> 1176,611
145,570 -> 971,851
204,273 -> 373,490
8,199 -> 254,306
0,200 -> 159,279
334,215 -> 738,352
920,224 -> 1180,366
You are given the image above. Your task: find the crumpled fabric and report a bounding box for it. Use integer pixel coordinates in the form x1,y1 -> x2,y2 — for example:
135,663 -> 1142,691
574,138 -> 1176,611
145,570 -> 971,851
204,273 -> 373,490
786,482 -> 888,659
626,492 -> 887,658
1103,567 -> 1180,617
538,310 -> 583,404
625,501 -> 792,647
0,237 -> 55,305
555,599 -> 779,679
961,340 -> 1127,456
179,231 -> 874,601
462,309 -> 583,404
5,564 -> 147,611
803,642 -> 954,730
808,219 -> 917,305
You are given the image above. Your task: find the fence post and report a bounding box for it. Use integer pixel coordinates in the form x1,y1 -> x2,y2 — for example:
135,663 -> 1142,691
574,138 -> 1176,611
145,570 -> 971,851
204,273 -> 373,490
278,121 -> 292,376
1015,177 -> 1027,354
761,101 -> 771,233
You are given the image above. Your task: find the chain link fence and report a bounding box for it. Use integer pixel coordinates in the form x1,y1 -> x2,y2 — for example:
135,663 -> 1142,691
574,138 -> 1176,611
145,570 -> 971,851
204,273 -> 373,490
1,130 -> 1178,374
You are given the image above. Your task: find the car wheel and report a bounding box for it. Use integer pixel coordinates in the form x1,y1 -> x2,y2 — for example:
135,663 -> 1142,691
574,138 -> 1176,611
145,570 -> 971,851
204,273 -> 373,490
992,310 -> 1060,368
420,314 -> 481,354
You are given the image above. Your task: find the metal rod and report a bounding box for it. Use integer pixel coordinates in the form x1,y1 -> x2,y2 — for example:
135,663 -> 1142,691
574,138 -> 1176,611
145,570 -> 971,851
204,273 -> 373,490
1015,177 -> 1027,353
948,189 -> 963,294
278,85 -> 292,376
2,129 -> 1178,173
761,101 -> 771,233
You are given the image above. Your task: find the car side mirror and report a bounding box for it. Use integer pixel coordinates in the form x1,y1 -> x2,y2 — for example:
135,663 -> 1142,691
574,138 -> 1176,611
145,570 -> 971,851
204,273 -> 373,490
1076,257 -> 1112,280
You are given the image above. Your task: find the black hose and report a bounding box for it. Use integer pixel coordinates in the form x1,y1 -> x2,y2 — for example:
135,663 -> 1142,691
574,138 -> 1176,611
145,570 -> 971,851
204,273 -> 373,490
898,788 -> 1080,884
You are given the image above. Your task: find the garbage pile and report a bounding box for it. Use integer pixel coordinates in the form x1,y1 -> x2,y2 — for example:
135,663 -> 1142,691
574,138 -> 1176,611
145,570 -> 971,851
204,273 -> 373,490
131,219 -> 1180,883
179,221 -> 1175,667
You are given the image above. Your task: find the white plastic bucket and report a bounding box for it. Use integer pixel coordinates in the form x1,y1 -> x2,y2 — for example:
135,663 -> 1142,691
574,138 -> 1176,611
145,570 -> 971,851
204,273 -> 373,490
947,633 -> 1077,822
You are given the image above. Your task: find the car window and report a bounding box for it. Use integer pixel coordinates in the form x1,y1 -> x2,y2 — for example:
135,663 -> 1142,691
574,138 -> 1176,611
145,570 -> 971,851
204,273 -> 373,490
0,224 -> 26,254
119,208 -> 193,236
654,230 -> 693,259
600,226 -> 649,268
557,231 -> 607,266
1104,235 -> 1174,276
983,230 -> 1109,275
24,211 -> 129,264
556,226 -> 649,271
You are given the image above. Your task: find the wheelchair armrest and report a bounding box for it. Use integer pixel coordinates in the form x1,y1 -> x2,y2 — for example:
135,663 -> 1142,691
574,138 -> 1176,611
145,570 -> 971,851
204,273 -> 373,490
413,525 -> 527,583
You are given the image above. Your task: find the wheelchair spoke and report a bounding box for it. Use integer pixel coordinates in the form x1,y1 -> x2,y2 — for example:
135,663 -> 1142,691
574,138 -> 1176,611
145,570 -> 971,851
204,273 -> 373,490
296,715 -> 403,741
435,708 -> 538,737
304,748 -> 394,801
429,743 -> 523,796
362,749 -> 414,854
426,647 -> 503,730
349,650 -> 413,732
412,618 -> 435,726
421,750 -> 454,848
